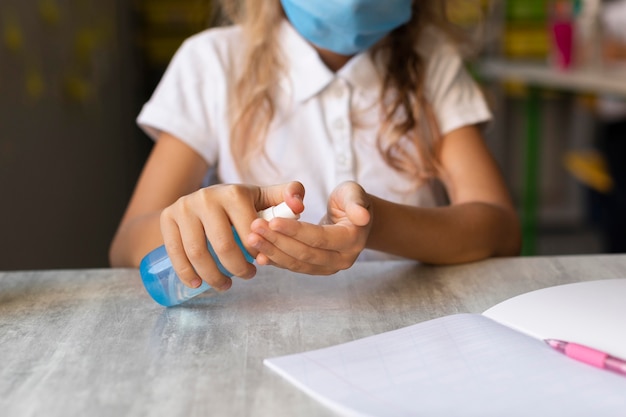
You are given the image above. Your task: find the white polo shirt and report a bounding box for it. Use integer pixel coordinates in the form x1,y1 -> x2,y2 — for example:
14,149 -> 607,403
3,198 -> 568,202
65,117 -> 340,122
138,20 -> 491,258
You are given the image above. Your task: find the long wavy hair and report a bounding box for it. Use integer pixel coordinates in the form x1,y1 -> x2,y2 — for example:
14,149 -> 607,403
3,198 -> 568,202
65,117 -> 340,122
216,0 -> 467,181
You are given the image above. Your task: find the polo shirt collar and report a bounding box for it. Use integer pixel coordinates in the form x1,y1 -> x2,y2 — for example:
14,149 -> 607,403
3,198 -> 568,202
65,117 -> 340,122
278,20 -> 382,102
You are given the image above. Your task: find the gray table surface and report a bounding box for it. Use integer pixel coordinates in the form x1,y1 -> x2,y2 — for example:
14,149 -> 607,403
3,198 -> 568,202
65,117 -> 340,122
2,254 -> 626,417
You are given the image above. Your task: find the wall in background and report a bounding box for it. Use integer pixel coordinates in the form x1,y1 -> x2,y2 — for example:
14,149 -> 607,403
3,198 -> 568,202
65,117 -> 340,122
0,0 -> 150,269
0,0 -> 215,270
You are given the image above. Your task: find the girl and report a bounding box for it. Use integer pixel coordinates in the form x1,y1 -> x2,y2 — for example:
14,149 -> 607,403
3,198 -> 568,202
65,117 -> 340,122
109,0 -> 521,291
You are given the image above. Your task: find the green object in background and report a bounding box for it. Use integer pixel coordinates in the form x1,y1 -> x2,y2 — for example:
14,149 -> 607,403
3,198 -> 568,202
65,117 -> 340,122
504,0 -> 550,59
506,0 -> 547,22
522,88 -> 541,256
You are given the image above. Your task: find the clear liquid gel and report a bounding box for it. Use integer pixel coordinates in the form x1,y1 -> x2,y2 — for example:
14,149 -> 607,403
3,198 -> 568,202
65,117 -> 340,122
140,202 -> 299,307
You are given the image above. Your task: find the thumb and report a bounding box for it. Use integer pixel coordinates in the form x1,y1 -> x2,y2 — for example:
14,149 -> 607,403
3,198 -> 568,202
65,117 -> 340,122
336,182 -> 371,227
257,181 -> 305,215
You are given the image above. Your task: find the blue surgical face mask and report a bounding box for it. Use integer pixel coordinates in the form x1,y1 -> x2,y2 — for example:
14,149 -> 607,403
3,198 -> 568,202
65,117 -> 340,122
281,0 -> 413,56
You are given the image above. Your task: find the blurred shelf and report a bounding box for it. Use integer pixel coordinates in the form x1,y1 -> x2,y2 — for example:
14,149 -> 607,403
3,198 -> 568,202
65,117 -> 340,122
477,57 -> 626,256
479,59 -> 626,96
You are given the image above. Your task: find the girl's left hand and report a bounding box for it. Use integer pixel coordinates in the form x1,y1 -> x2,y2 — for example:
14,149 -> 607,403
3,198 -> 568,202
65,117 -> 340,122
247,181 -> 372,275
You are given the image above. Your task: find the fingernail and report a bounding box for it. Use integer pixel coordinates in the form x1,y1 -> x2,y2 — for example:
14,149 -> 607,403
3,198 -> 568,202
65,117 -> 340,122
190,278 -> 202,288
216,280 -> 232,291
242,266 -> 256,280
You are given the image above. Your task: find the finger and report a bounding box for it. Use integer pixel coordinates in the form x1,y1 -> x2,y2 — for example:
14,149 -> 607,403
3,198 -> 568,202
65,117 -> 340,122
225,182 -> 304,259
249,219 -> 340,266
334,182 -> 371,226
194,185 -> 261,275
346,202 -> 370,227
253,252 -> 275,267
248,230 -> 339,274
284,181 -> 306,214
257,181 -> 305,215
260,218 -> 357,253
177,215 -> 234,291
160,215 -> 204,289
199,209 -> 256,282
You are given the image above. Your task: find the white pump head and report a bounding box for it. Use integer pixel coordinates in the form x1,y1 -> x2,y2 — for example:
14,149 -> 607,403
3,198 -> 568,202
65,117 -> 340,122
257,202 -> 300,221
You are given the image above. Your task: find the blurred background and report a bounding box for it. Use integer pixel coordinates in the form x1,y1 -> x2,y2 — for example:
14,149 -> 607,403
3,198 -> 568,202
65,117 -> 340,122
1,0 -> 625,270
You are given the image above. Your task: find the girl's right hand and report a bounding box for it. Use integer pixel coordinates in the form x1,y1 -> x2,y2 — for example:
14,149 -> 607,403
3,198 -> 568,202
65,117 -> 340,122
159,182 -> 305,291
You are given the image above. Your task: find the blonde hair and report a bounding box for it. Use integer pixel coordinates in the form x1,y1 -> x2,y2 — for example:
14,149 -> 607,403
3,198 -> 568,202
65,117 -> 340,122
217,0 -> 464,181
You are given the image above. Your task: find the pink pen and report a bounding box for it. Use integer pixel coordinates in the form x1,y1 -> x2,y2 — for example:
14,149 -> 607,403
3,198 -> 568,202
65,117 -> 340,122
546,339 -> 626,377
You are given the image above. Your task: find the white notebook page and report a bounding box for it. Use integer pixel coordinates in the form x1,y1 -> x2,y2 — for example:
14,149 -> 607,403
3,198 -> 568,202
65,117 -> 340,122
483,279 -> 626,358
265,314 -> 626,417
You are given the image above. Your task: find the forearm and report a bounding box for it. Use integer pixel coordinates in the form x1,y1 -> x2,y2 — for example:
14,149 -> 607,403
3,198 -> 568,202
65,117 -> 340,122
109,134 -> 211,268
366,196 -> 521,264
109,212 -> 164,267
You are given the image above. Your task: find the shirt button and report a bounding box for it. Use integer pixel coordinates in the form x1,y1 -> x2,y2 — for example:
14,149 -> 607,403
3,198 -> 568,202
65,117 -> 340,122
337,154 -> 348,166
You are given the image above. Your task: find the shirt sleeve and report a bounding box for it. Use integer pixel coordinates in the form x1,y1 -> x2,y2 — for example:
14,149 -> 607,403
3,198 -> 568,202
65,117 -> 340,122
136,33 -> 220,165
420,29 -> 492,136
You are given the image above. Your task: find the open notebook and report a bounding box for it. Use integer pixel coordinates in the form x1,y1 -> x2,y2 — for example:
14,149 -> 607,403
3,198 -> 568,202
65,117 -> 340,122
264,279 -> 626,417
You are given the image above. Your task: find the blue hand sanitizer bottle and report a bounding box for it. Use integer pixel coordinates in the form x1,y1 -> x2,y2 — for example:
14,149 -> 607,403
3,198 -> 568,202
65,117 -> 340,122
140,202 -> 299,307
